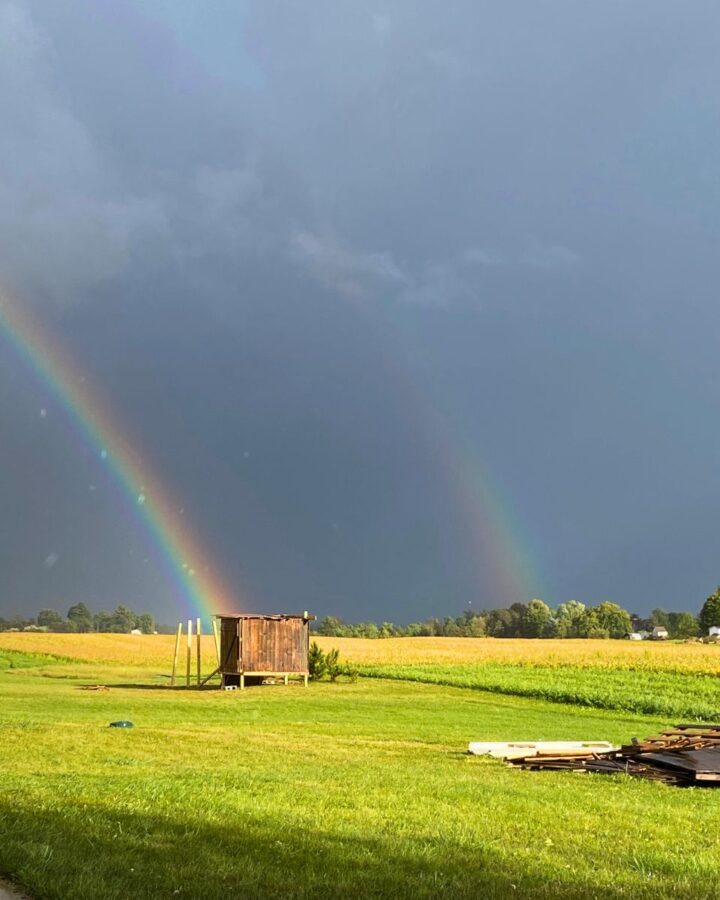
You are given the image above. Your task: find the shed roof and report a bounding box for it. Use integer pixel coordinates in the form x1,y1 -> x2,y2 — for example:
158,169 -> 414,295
216,613 -> 315,621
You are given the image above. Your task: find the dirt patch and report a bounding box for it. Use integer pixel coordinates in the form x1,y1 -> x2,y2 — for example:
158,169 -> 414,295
0,878 -> 28,899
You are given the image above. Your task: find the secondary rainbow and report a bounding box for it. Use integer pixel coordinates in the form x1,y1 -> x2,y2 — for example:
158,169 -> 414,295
0,292 -> 237,620
374,306 -> 546,607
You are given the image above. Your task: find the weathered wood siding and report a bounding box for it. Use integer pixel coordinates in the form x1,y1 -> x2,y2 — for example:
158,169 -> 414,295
220,617 -> 239,673
218,616 -> 309,675
241,617 -> 307,673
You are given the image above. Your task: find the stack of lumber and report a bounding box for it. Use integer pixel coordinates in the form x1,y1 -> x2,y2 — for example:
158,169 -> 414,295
472,725 -> 720,786
467,741 -> 618,760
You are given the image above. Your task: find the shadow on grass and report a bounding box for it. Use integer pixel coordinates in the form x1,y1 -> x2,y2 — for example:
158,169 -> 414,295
95,683 -> 221,691
102,681 -> 305,692
0,795 -> 645,900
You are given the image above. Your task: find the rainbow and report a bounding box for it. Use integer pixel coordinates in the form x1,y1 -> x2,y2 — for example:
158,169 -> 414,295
376,307 -> 545,609
0,292 -> 237,621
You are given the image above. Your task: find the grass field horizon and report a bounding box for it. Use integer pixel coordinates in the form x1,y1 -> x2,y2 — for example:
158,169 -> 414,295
3,632 -> 720,720
3,633 -> 720,898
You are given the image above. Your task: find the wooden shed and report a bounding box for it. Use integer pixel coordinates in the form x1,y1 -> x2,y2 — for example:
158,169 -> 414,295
217,613 -> 315,689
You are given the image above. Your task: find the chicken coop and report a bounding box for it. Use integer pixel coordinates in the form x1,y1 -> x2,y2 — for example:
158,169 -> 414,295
217,613 -> 315,689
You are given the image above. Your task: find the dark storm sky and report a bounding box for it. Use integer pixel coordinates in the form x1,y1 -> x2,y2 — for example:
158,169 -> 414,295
2,0 -> 720,622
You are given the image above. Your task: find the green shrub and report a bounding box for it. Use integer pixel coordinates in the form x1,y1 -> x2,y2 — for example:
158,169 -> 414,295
325,648 -> 341,682
308,642 -> 327,680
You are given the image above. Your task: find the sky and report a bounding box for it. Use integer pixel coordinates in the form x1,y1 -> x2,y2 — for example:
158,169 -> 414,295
2,0 -> 720,623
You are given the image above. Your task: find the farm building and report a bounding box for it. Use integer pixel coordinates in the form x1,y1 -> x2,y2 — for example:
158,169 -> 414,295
651,626 -> 669,640
218,613 -> 315,689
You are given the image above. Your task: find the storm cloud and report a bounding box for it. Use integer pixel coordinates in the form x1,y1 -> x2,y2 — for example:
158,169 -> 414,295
2,0 -> 720,621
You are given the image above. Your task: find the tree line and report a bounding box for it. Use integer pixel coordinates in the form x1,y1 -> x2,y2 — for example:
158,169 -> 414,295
0,603 -> 165,634
5,587 -> 720,639
315,588 -> 720,640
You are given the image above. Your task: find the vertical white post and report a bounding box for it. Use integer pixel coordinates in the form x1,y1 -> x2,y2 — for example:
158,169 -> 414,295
171,622 -> 182,686
212,618 -> 221,665
186,618 -> 192,687
196,617 -> 202,686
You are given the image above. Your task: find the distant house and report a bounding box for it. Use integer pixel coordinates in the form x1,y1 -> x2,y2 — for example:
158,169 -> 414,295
637,630 -> 651,640
130,628 -> 143,635
709,626 -> 720,637
625,632 -> 643,641
651,626 -> 669,640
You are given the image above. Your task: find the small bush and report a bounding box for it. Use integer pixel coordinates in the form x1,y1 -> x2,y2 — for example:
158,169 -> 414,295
309,643 -> 352,682
325,648 -> 341,681
308,642 -> 327,680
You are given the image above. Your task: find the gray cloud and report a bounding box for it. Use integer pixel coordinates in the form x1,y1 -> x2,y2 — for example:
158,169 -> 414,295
521,240 -> 580,271
3,0 -> 720,620
0,2 -> 166,301
290,230 -> 408,298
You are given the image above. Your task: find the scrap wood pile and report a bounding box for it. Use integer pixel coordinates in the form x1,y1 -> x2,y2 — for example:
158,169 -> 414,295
468,724 -> 720,786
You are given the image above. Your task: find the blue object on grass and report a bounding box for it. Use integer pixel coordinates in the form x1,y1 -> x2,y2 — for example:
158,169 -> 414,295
109,720 -> 134,728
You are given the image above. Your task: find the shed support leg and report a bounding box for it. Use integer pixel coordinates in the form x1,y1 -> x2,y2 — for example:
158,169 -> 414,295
303,674 -> 308,688
284,673 -> 289,685
240,673 -> 245,691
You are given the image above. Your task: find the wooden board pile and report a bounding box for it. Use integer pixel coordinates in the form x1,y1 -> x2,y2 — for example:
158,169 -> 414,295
502,724 -> 720,786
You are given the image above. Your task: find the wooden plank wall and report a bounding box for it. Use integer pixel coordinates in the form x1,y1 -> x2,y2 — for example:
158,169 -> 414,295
241,618 -> 308,673
220,618 -> 240,673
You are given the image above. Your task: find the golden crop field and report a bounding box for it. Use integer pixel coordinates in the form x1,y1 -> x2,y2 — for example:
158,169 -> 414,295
320,636 -> 720,673
2,631 -> 720,674
0,631 -> 192,668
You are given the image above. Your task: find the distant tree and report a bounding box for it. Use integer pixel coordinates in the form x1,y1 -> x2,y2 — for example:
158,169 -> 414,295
523,599 -> 553,638
649,608 -> 670,628
484,608 -> 512,637
3,615 -> 34,632
579,608 -> 610,639
555,600 -> 586,638
316,616 -> 345,636
631,614 -> 652,633
37,608 -> 64,631
110,604 -> 136,633
93,611 -> 114,633
667,611 -> 699,639
590,602 -> 632,639
507,603 -> 528,637
136,613 -> 155,634
464,615 -> 486,637
443,617 -> 461,637
67,602 -> 93,633
699,588 -> 720,634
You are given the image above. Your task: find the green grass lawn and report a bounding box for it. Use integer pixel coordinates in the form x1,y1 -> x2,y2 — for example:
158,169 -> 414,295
2,656 -> 720,899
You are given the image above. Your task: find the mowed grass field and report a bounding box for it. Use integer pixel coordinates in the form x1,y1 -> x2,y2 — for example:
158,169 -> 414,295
2,635 -> 720,899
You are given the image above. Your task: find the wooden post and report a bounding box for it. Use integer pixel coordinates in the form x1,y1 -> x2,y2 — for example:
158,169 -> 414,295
171,622 -> 182,686
196,617 -> 202,686
212,618 -> 220,666
186,618 -> 192,687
